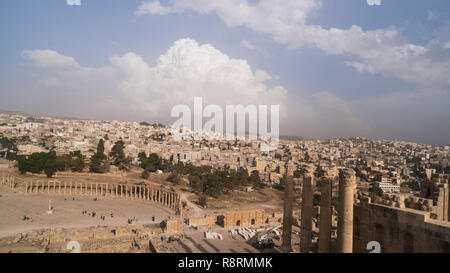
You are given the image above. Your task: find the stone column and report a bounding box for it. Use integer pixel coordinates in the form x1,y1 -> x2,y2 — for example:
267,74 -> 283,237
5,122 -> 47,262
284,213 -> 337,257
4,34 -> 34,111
319,168 -> 334,253
337,169 -> 356,253
437,184 -> 449,221
300,165 -> 315,253
47,181 -> 50,194
281,174 -> 294,253
179,194 -> 183,221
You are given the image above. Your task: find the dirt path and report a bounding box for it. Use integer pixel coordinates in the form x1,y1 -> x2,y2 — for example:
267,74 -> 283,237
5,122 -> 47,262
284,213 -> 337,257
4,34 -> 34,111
179,190 -> 204,218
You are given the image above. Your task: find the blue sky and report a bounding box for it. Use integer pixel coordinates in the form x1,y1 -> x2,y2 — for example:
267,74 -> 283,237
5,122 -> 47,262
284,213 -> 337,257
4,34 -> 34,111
0,0 -> 449,145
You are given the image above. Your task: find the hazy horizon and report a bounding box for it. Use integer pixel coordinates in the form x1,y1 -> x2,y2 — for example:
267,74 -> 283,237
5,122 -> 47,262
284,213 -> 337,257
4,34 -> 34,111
1,1 -> 449,145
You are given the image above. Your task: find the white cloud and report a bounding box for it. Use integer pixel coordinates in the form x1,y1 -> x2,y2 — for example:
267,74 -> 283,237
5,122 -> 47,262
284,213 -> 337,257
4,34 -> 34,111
66,0 -> 81,6
240,40 -> 257,50
22,38 -> 288,122
240,39 -> 269,57
22,39 -> 450,144
21,50 -> 81,71
135,0 -> 450,89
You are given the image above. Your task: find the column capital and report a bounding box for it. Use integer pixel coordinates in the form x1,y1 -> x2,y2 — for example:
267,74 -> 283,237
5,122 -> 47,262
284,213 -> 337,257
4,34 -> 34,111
339,169 -> 356,186
301,164 -> 316,178
319,167 -> 336,181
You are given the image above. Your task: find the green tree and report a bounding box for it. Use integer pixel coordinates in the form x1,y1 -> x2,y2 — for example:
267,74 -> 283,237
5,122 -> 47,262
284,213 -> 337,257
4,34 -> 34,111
141,169 -> 150,179
249,170 -> 264,188
167,173 -> 181,184
96,139 -> 106,160
369,185 -> 384,197
110,140 -> 131,170
198,195 -> 208,208
89,139 -> 109,173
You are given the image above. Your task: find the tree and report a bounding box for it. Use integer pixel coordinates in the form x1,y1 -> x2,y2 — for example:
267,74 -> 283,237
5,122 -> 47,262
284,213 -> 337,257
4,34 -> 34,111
89,139 -> 109,173
304,151 -> 310,162
273,177 -> 285,191
17,151 -> 62,178
138,152 -> 147,166
96,139 -> 106,160
369,185 -> 384,197
141,169 -> 150,179
167,173 -> 181,184
249,170 -> 264,188
110,140 -> 131,170
198,195 -> 208,208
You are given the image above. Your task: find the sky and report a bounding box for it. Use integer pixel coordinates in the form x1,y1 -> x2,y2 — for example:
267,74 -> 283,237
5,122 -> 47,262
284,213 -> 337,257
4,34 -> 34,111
0,0 -> 449,145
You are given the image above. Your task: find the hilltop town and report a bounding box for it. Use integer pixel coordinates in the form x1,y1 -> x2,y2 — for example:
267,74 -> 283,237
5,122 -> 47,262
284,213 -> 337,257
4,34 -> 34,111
0,112 -> 449,253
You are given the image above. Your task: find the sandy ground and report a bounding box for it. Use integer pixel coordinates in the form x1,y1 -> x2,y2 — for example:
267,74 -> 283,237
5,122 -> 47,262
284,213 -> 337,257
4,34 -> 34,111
0,188 -> 174,238
177,229 -> 264,253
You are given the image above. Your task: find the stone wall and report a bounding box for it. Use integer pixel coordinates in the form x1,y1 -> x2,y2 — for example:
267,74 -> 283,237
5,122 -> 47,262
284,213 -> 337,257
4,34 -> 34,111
354,198 -> 450,253
219,209 -> 265,228
164,219 -> 183,233
186,215 -> 216,227
0,224 -> 165,253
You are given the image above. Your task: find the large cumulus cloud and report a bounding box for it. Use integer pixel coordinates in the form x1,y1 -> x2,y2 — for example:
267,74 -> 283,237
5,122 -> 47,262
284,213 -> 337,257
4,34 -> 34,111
22,38 -> 288,123
136,0 -> 450,89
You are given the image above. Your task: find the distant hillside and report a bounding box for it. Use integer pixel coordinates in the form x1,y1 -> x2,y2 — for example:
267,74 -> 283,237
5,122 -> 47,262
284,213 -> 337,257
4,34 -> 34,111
280,136 -> 303,141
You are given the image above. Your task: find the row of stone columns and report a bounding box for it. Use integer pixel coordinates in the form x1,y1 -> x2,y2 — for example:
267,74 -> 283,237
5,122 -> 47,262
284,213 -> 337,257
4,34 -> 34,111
0,174 -> 15,189
283,165 -> 356,253
24,181 -> 180,210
